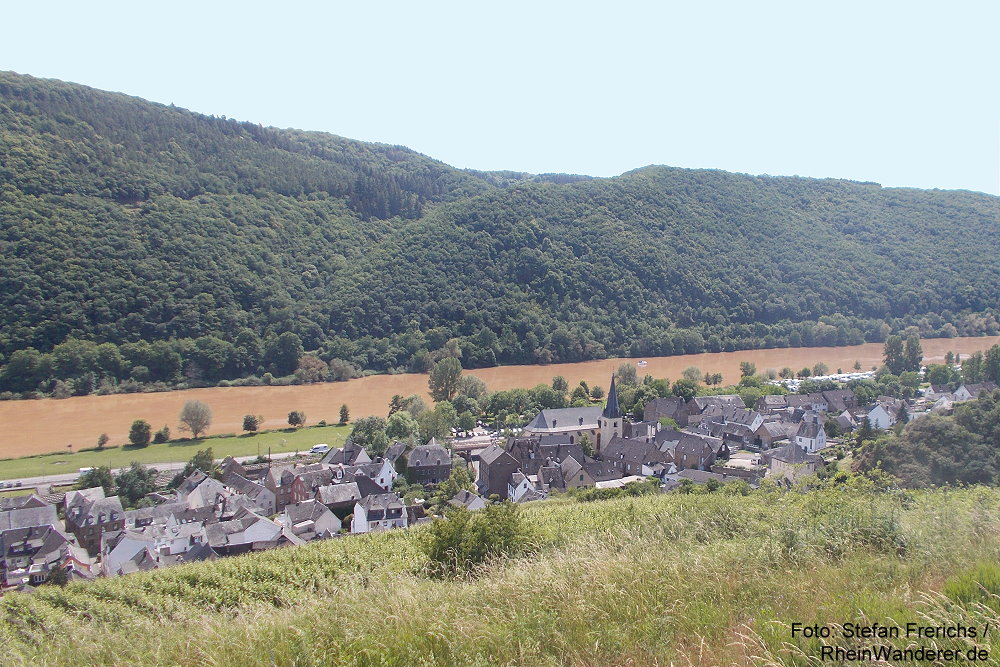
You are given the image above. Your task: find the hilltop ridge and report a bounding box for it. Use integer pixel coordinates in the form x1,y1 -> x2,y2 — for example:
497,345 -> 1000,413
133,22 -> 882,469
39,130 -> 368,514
2,71 -> 999,393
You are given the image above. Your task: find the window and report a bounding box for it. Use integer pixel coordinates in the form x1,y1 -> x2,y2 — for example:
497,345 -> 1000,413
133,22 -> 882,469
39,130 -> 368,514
580,474 -> 584,481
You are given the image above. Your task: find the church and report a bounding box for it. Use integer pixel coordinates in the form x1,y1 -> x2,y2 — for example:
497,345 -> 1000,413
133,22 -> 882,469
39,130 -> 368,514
520,376 -> 623,452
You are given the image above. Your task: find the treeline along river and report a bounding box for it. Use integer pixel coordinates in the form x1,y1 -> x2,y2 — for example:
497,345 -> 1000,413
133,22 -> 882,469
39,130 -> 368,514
1,337 -> 997,458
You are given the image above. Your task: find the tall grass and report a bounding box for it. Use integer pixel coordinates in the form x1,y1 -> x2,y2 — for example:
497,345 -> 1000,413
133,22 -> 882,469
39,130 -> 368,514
2,487 -> 1000,665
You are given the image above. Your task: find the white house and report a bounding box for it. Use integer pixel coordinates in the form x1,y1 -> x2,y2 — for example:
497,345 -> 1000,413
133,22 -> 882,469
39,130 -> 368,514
351,493 -> 407,534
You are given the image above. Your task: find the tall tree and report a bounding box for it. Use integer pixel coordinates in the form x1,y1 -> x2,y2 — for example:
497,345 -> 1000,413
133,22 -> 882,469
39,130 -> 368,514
429,357 -> 463,403
179,400 -> 212,439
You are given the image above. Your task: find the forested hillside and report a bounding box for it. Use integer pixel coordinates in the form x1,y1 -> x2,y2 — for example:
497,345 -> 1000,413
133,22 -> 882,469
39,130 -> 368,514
2,71 -> 1000,395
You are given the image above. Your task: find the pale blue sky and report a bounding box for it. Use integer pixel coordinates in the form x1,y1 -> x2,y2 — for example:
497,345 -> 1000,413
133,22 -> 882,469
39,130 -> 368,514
5,1 -> 999,194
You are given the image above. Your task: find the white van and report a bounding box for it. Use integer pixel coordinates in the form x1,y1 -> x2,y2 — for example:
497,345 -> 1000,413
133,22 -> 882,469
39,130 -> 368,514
309,444 -> 330,455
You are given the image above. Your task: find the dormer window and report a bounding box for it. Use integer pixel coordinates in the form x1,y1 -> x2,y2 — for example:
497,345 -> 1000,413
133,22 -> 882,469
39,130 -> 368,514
552,419 -> 557,427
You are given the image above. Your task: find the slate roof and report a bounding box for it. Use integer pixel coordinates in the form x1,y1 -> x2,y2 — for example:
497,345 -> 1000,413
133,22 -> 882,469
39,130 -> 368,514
689,395 -> 745,415
523,406 -> 603,432
449,489 -> 484,509
602,375 -> 622,420
767,444 -> 823,465
407,444 -> 451,468
316,482 -> 363,506
0,502 -> 58,532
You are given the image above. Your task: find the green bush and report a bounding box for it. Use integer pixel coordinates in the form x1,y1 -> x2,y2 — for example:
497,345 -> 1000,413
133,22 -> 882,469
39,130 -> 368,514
421,502 -> 535,578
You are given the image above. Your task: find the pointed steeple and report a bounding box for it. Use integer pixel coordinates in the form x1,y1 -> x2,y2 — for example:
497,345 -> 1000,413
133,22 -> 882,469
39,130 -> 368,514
603,374 -> 621,419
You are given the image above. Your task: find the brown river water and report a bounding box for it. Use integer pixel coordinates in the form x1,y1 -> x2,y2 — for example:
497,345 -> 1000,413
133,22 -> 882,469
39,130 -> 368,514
1,336 -> 997,458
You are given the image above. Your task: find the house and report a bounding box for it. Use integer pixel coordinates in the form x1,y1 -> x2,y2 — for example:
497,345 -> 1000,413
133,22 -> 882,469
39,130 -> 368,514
601,435 -> 673,477
687,395 -> 745,417
0,495 -> 58,532
1,524 -> 91,587
643,396 -> 689,426
765,444 -> 824,482
954,382 -> 999,401
123,502 -> 215,530
351,493 -> 407,534
654,429 -> 719,470
265,463 -> 326,511
222,472 -> 277,516
278,500 -> 341,540
794,417 -> 827,453
476,444 -> 520,500
822,389 -> 858,413
507,472 -> 534,502
449,490 -> 486,511
559,456 -> 621,488
755,394 -> 788,414
383,441 -> 408,466
64,487 -> 125,556
754,421 -> 794,450
176,471 -> 231,510
868,397 -> 904,430
406,442 -> 452,485
505,435 -> 586,475
835,410 -> 858,433
206,510 -> 299,556
320,440 -> 372,466
316,482 -> 364,513
101,522 -> 209,577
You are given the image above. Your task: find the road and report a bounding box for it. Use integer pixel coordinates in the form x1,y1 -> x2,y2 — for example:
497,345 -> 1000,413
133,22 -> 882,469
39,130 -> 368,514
5,451 -> 304,496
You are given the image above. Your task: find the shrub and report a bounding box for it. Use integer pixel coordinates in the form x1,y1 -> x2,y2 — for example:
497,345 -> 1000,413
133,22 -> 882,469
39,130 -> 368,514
421,502 -> 535,578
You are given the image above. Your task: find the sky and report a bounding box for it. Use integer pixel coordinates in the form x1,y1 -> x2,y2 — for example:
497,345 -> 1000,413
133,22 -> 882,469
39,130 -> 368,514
4,1 -> 999,195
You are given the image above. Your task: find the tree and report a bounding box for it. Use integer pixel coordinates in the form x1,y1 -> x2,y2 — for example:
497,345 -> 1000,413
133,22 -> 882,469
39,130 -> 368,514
457,411 -> 477,434
779,367 -> 795,379
339,404 -> 350,425
615,363 -> 638,386
456,375 -> 488,400
857,416 -> 875,442
242,414 -> 261,433
288,410 -> 306,427
883,335 -> 906,375
128,419 -> 151,448
264,332 -> 303,376
77,466 -> 114,496
293,354 -> 327,383
903,335 -> 923,374
429,357 -> 463,402
328,358 -> 360,382
590,385 -> 605,400
153,425 -> 170,444
739,361 -> 756,377
812,362 -> 829,376
419,401 -> 458,441
44,564 -> 69,587
170,448 -> 219,487
179,400 -> 212,439
578,433 -> 594,457
682,366 -> 702,383
115,462 -> 158,508
386,410 -> 420,442
96,433 -> 109,450
671,379 -> 698,401
551,376 -> 568,393
351,416 -> 389,454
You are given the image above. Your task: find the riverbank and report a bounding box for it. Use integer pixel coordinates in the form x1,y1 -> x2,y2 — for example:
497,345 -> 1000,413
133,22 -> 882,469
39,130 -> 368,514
1,336 -> 997,459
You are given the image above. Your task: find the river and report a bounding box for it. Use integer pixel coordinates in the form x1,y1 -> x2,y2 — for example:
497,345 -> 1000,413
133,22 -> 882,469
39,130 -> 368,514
1,336 -> 997,458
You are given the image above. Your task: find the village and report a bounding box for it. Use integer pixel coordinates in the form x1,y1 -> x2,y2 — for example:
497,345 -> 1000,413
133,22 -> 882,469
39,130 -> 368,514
1,367 -> 996,593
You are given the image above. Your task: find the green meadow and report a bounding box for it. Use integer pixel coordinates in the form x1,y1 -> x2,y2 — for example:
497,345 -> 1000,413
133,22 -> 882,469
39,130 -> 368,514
0,425 -> 349,481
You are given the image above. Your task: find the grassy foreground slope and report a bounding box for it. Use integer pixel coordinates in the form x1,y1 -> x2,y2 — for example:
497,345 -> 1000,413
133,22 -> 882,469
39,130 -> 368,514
3,486 -> 1000,666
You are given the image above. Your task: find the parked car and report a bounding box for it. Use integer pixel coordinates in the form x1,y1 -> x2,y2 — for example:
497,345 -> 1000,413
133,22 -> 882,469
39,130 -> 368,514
309,444 -> 330,454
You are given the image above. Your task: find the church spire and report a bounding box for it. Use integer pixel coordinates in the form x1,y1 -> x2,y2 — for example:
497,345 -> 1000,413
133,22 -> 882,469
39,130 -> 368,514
603,374 -> 621,419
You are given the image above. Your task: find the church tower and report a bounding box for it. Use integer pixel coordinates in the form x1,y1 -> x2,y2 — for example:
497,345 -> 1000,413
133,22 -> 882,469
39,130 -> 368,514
597,374 -> 622,452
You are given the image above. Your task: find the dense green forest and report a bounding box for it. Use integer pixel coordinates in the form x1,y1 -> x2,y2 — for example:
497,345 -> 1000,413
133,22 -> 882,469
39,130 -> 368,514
2,71 -> 1000,396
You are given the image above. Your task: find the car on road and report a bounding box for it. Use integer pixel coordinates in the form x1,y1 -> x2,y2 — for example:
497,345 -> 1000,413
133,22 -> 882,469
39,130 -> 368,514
309,444 -> 330,455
